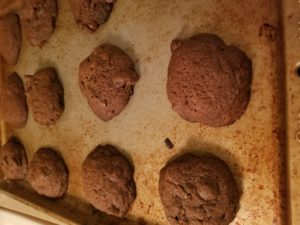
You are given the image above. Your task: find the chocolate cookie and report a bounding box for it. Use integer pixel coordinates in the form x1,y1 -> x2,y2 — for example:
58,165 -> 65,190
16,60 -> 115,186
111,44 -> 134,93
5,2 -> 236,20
82,145 -> 136,217
25,67 -> 64,125
2,73 -> 28,128
0,14 -> 21,65
167,34 -> 252,127
27,148 -> 68,198
159,154 -> 239,225
20,0 -> 58,47
0,137 -> 27,180
79,45 -> 138,121
69,0 -> 116,31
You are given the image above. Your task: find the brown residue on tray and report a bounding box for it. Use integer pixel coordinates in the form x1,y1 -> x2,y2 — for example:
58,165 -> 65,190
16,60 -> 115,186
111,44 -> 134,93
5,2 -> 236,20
259,23 -> 277,42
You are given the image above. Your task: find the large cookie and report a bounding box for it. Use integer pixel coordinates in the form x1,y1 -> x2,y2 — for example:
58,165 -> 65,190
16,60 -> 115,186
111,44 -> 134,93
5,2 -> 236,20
159,154 -> 239,225
79,44 -> 139,121
0,137 -> 28,180
167,34 -> 252,127
25,67 -> 64,125
27,148 -> 68,198
0,14 -> 21,65
20,0 -> 58,47
69,0 -> 116,31
82,145 -> 136,217
2,73 -> 28,128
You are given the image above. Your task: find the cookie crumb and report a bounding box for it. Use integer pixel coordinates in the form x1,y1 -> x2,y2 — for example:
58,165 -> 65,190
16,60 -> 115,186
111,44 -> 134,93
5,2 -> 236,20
164,138 -> 174,149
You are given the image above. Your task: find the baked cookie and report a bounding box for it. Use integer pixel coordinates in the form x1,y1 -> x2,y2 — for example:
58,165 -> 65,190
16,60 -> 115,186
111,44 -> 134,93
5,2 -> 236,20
27,148 -> 68,198
0,14 -> 21,65
79,44 -> 138,121
159,154 -> 239,225
20,0 -> 58,47
167,34 -> 252,127
82,145 -> 136,217
2,73 -> 28,128
25,67 -> 64,125
69,0 -> 116,31
0,137 -> 28,180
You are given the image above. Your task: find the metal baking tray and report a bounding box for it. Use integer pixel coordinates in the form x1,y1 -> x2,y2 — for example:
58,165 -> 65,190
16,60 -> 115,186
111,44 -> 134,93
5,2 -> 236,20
1,0 -> 296,224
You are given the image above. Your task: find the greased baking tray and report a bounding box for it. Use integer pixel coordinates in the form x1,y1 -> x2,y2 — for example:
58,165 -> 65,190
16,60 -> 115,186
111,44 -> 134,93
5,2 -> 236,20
0,0 -> 290,224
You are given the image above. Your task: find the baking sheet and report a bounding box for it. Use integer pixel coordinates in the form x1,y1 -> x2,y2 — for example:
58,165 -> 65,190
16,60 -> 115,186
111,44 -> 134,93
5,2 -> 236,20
0,0 -> 286,224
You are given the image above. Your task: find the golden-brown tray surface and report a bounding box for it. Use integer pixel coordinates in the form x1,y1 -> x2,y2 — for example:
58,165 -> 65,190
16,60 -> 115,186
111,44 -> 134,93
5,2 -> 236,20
0,0 -> 287,224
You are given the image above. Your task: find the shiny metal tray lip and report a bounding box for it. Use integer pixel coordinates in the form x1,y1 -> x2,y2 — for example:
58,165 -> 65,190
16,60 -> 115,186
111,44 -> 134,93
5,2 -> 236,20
0,0 -> 300,225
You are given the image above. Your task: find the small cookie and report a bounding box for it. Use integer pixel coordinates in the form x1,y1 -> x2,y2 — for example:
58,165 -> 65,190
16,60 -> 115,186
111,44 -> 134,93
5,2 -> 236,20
0,14 -> 21,65
82,145 -> 136,217
0,137 -> 28,180
159,154 -> 239,225
27,148 -> 68,198
167,34 -> 252,127
25,67 -> 64,125
79,44 -> 138,121
20,0 -> 58,47
2,73 -> 28,128
69,0 -> 116,31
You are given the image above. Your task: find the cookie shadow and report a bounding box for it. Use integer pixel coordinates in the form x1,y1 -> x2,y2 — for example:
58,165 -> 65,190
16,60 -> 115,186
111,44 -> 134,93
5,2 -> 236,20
165,137 -> 244,213
36,59 -> 59,72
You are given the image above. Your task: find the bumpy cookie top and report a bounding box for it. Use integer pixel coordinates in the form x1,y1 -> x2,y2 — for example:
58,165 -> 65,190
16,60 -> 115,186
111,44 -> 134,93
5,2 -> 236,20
79,44 -> 138,121
82,145 -> 136,217
25,67 -> 64,125
27,148 -> 68,198
0,137 -> 28,180
167,34 -> 252,127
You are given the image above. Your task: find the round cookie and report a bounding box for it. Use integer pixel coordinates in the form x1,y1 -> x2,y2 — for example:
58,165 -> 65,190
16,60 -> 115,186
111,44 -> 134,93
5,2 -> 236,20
2,73 -> 28,128
25,67 -> 64,125
69,0 -> 116,32
82,145 -> 136,217
0,137 -> 27,180
0,14 -> 22,65
79,44 -> 139,121
20,0 -> 58,47
27,148 -> 68,198
159,154 -> 239,225
167,34 -> 252,127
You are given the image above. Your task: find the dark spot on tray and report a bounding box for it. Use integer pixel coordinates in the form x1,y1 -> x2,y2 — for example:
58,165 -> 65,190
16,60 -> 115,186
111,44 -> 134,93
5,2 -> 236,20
259,23 -> 276,42
164,138 -> 174,149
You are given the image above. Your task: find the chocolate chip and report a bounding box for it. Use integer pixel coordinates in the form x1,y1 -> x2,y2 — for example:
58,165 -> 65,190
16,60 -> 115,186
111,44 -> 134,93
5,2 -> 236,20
164,138 -> 174,149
